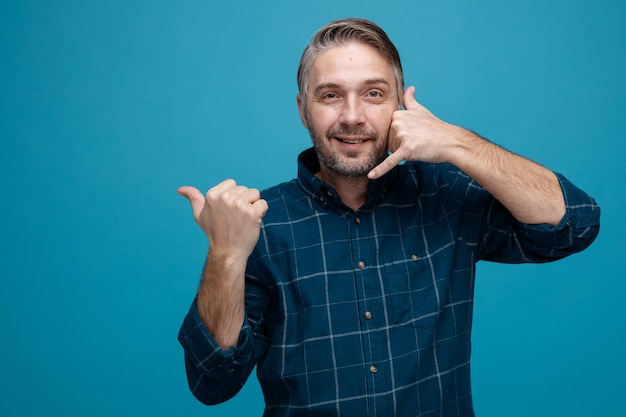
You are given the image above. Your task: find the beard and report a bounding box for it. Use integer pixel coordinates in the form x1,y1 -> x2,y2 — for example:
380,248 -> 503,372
308,123 -> 388,178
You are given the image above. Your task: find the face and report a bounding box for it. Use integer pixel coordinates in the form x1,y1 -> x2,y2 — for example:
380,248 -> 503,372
297,42 -> 399,178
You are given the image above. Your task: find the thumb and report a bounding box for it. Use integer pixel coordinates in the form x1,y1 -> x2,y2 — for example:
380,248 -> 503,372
177,185 -> 205,215
402,86 -> 420,111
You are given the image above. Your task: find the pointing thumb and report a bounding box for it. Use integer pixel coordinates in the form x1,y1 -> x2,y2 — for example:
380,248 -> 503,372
177,186 -> 205,215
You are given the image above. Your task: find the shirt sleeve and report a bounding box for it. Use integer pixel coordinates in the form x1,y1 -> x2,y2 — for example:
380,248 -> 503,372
477,173 -> 601,263
177,298 -> 256,405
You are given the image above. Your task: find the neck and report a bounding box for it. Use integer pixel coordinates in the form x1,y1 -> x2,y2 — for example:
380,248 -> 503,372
316,167 -> 370,211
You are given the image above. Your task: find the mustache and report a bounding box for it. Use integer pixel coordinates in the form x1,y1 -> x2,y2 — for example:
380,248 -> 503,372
326,126 -> 378,140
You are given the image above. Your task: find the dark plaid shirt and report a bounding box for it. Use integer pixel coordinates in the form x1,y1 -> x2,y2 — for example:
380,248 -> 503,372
179,148 -> 600,416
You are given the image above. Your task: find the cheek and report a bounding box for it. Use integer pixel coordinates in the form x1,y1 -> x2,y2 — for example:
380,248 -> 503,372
309,108 -> 338,132
369,108 -> 394,132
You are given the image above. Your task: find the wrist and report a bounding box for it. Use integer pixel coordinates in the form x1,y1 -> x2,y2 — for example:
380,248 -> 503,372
445,127 -> 489,168
206,247 -> 248,278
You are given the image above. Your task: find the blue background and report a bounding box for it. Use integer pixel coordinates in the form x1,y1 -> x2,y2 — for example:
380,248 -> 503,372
2,1 -> 624,416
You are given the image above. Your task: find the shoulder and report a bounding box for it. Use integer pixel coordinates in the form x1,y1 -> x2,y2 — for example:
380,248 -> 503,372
260,178 -> 300,201
259,179 -> 313,223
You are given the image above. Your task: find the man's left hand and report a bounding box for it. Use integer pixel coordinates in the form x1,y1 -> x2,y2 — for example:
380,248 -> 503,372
368,86 -> 467,179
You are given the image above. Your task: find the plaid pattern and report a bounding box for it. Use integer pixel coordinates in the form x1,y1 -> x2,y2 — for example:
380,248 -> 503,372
179,148 -> 600,416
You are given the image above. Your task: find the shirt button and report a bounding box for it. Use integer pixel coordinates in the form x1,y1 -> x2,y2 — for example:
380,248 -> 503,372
411,254 -> 419,262
355,216 -> 361,225
357,261 -> 365,269
370,364 -> 378,373
363,311 -> 372,320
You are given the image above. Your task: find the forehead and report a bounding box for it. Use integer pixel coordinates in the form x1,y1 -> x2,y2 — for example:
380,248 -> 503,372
307,42 -> 395,91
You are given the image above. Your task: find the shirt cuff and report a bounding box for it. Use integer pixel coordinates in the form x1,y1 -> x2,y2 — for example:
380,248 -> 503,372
520,173 -> 600,253
178,298 -> 254,374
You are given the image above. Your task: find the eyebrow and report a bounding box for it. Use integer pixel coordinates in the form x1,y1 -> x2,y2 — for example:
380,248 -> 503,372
312,78 -> 392,96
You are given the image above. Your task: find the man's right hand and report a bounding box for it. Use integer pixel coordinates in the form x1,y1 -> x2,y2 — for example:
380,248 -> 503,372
177,179 -> 268,260
177,180 -> 268,350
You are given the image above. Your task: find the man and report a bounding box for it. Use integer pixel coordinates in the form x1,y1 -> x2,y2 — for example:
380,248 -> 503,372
177,18 -> 600,416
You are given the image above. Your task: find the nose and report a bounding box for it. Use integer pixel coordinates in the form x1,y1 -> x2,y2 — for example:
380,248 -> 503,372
339,95 -> 366,126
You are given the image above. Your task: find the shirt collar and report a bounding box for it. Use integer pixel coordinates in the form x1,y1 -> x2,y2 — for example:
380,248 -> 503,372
296,147 -> 398,212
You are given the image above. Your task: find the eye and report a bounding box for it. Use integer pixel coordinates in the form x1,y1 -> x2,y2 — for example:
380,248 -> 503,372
318,92 -> 342,104
365,89 -> 387,102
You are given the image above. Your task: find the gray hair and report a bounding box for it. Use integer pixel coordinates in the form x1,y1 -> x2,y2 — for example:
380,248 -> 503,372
297,18 -> 405,112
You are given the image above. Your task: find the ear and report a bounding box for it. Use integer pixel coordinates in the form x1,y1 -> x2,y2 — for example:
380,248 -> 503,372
296,94 -> 309,129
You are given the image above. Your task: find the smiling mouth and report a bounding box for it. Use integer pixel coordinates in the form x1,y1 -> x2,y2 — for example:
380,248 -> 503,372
336,137 -> 370,144
328,127 -> 377,145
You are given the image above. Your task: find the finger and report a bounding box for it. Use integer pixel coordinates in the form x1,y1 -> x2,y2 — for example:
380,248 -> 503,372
214,186 -> 260,214
177,185 -> 206,214
208,178 -> 238,196
367,151 -> 404,180
206,179 -> 244,206
251,198 -> 269,221
177,185 -> 204,204
402,86 -> 420,111
240,187 -> 262,205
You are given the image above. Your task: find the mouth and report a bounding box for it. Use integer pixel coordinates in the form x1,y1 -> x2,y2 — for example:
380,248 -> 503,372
335,137 -> 371,145
326,127 -> 378,150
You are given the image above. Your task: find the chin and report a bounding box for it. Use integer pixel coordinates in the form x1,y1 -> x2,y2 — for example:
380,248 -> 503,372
332,157 -> 379,177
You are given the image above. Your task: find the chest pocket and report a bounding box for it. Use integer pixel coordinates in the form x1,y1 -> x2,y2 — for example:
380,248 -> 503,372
383,253 -> 441,328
